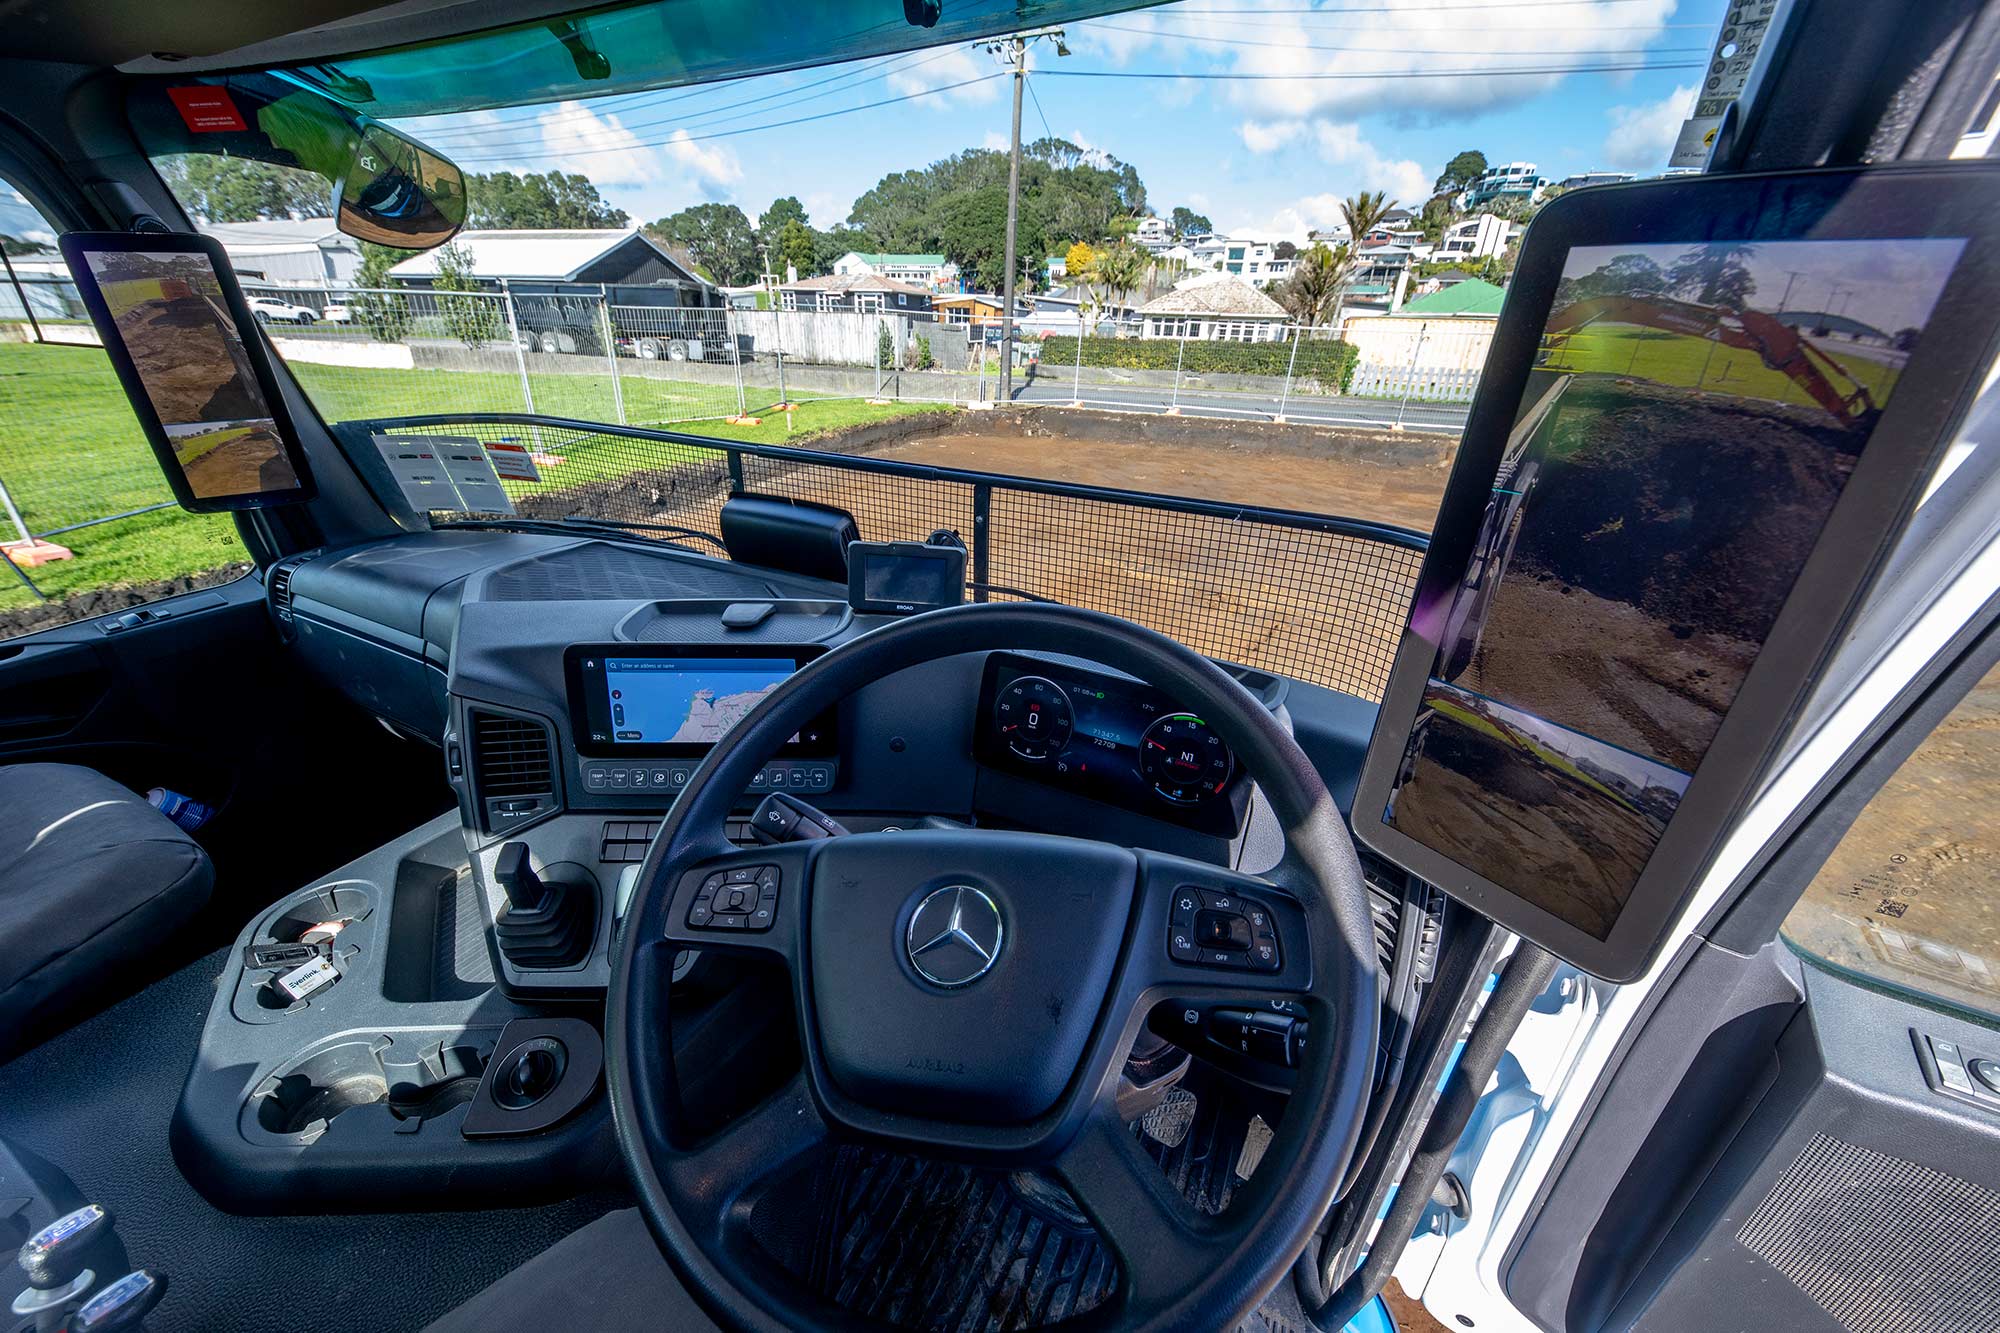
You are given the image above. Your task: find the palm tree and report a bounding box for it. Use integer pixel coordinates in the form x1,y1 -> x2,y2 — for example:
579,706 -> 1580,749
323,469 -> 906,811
1276,242 -> 1348,328
1092,241 -> 1153,332
1333,189 -> 1398,326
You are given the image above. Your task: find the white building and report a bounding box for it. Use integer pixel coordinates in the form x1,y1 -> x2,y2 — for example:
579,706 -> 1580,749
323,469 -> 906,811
1458,161 -> 1549,210
200,218 -> 361,289
1136,272 -> 1290,341
1554,170 -> 1635,191
830,252 -> 958,289
1434,212 -> 1514,261
1131,215 -> 1175,251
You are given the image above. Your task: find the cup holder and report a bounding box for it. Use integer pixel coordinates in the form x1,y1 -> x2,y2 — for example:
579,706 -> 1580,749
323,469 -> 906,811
252,1033 -> 491,1142
266,885 -> 373,947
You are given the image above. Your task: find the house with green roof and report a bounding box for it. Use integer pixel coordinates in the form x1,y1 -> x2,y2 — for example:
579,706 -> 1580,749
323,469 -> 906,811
1399,278 -> 1507,317
831,251 -> 958,289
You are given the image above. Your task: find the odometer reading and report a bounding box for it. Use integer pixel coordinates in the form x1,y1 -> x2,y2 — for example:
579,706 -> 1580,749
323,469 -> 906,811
995,676 -> 1074,761
1141,714 -> 1233,804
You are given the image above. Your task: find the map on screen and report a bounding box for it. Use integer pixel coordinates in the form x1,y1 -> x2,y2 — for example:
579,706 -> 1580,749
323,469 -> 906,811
603,658 -> 792,745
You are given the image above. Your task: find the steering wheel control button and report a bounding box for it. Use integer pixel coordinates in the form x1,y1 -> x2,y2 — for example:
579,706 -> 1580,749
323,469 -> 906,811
1169,891 -> 1283,972
1194,909 -> 1251,951
685,866 -> 779,932
905,885 -> 1004,987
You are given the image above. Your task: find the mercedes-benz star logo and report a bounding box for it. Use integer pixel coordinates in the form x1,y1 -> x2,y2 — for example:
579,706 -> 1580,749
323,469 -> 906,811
905,886 -> 1004,987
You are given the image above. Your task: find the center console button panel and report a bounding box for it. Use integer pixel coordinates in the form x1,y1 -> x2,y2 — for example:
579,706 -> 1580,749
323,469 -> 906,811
578,760 -> 836,800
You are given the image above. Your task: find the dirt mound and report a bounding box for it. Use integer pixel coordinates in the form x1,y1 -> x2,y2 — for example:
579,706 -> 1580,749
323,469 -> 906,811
1512,378 -> 1860,644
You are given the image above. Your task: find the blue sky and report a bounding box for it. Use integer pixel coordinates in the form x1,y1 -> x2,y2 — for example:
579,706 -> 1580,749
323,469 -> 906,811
393,0 -> 1728,240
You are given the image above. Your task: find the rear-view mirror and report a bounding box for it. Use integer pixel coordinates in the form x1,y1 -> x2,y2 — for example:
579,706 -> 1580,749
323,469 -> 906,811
334,123 -> 467,250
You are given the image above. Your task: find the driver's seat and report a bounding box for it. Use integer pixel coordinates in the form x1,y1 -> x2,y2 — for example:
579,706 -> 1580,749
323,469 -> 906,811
422,1209 -> 722,1332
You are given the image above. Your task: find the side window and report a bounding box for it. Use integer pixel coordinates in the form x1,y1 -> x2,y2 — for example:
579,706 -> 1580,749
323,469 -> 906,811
1781,661 -> 2000,1024
0,179 -> 251,639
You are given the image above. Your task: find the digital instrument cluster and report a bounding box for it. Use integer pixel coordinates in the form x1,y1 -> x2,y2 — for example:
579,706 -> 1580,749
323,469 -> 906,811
975,654 -> 1249,837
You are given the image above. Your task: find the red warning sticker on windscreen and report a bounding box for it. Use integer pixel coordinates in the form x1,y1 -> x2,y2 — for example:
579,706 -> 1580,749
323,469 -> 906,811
167,87 -> 248,133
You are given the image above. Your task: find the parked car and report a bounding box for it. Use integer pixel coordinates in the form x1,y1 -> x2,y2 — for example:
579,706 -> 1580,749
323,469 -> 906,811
321,302 -> 352,324
246,295 -> 317,324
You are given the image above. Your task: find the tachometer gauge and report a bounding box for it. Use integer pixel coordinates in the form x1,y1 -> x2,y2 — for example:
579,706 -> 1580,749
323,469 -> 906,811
1140,714 -> 1233,804
995,676 -> 1073,761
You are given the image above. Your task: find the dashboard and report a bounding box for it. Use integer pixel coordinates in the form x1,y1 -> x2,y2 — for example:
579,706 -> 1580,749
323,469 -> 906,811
268,530 -> 1425,1086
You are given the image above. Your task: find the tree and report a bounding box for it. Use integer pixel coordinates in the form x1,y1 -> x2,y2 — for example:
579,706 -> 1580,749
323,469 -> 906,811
773,219 -> 816,279
1275,242 -> 1347,327
350,242 -> 412,342
935,186 -> 1039,293
1432,150 -> 1487,199
1273,240 -> 1298,261
155,155 -> 332,223
1064,241 -> 1097,284
1417,196 -> 1455,243
1091,241 -> 1151,321
1341,190 -> 1398,250
431,241 -> 498,349
464,170 -> 627,229
1668,242 -> 1759,308
1169,206 -> 1212,237
647,203 -> 757,285
758,196 -> 810,271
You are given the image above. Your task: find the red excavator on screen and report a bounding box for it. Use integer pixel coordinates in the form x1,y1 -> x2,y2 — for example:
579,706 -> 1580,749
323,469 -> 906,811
1543,293 -> 1881,425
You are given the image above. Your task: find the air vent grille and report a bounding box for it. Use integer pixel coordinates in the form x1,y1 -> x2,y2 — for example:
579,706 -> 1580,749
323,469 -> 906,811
1359,851 -> 1404,974
267,562 -> 296,622
469,710 -> 555,798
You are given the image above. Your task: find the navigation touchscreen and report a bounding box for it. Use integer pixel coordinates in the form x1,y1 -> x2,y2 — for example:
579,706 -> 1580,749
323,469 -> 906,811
1354,167 -> 2000,980
566,645 -> 835,757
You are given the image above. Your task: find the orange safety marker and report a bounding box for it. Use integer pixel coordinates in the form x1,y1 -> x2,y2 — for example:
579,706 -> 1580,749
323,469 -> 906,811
2,538 -> 72,567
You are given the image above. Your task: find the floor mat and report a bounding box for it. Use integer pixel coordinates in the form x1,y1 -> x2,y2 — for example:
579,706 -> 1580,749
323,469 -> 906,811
0,948 -> 623,1333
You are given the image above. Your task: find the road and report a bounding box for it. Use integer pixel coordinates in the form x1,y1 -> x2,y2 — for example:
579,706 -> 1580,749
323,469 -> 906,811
999,372 -> 1473,434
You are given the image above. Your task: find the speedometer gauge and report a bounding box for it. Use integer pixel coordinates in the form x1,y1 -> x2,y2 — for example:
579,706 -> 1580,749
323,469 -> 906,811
995,676 -> 1074,761
1140,714 -> 1233,804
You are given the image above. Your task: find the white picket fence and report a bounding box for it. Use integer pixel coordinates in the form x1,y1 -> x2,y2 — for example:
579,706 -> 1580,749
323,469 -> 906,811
1348,363 -> 1483,404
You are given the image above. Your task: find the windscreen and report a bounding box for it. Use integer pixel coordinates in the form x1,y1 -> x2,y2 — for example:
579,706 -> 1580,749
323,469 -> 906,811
76,246 -> 304,502
1380,235 -> 1965,940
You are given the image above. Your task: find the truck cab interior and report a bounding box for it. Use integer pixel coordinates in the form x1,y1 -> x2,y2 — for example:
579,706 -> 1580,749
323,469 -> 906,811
2,2 -> 1999,1332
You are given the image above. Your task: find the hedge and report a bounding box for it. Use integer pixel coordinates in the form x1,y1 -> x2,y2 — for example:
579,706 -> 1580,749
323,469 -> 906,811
1035,334 -> 1358,392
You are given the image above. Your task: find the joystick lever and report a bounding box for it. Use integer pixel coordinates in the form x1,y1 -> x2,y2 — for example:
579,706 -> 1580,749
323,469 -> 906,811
491,842 -> 594,969
493,841 -> 548,911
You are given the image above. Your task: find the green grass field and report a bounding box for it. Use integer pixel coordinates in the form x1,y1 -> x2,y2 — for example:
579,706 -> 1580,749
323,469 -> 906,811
0,341 -> 950,614
1542,323 -> 1904,413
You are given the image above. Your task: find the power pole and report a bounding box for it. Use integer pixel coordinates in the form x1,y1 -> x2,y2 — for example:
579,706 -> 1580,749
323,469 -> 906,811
982,29 -> 1066,405
1000,34 -> 1025,403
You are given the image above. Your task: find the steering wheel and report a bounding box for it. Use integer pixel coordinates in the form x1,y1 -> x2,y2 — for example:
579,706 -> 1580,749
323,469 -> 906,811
608,604 -> 1379,1331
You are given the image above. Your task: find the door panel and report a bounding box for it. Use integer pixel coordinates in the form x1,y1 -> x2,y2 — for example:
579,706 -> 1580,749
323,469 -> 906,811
1491,596 -> 2000,1333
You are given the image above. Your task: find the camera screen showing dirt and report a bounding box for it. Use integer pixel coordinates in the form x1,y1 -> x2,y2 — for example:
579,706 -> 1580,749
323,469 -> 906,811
83,249 -> 301,500
1385,235 -> 1966,940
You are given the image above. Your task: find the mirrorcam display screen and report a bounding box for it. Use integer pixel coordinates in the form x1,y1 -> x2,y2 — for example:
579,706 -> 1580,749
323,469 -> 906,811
63,236 -> 311,508
1378,233 -> 1967,943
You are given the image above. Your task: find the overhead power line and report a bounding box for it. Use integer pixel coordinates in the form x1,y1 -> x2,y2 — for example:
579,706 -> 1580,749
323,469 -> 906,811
1087,21 -> 1707,54
446,71 -> 1008,163
1039,59 -> 1702,79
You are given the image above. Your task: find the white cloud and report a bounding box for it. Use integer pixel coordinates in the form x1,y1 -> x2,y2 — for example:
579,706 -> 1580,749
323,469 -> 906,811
1250,192 -> 1354,238
982,130 -> 1009,151
1239,120 -> 1306,154
802,191 -> 846,230
1309,121 -> 1433,203
660,129 -> 744,191
1603,83 -> 1697,171
1073,0 -> 1682,122
887,44 -> 1000,105
537,102 -> 668,188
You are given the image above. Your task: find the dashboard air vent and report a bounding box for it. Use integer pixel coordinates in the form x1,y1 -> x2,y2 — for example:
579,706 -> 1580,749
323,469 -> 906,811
468,709 -> 558,833
1359,851 -> 1406,975
267,561 -> 297,623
